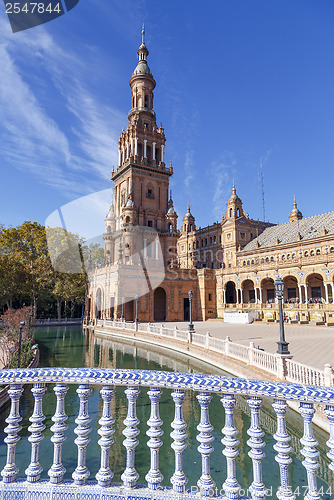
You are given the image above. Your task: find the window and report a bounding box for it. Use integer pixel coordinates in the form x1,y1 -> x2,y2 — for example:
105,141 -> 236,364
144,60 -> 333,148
209,293 -> 212,301
261,258 -> 264,263
211,262 -> 215,269
292,253 -> 296,258
201,240 -> 204,247
304,251 -> 309,257
282,255 -> 285,260
310,250 -> 315,256
230,208 -> 232,217
243,261 -> 246,266
213,236 -> 216,243
247,260 -> 250,265
196,241 -> 199,249
270,256 -> 274,262
210,237 -> 212,245
287,254 -> 291,260
251,259 -> 254,265
205,238 -> 207,246
219,236 -> 221,243
265,257 -> 269,262
331,247 -> 334,253
240,232 -> 245,239
250,233 -> 253,239
148,220 -> 153,227
316,249 -> 321,255
237,208 -> 240,217
267,289 -> 275,303
146,188 -> 154,199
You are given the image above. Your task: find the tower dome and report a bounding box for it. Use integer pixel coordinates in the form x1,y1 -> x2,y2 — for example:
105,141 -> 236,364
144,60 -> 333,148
289,197 -> 303,222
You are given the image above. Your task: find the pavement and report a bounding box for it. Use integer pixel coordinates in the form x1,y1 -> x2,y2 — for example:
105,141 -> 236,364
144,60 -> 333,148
163,320 -> 334,370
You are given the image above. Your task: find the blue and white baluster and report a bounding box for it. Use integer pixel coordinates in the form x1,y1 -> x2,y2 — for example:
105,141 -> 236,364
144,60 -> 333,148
196,392 -> 215,496
170,389 -> 188,493
96,385 -> 115,487
48,383 -> 69,484
121,386 -> 140,488
72,384 -> 92,485
299,402 -> 320,500
324,405 -> 334,473
145,387 -> 164,489
247,396 -> 267,500
25,383 -> 47,482
221,394 -> 241,500
1,384 -> 23,483
272,399 -> 295,499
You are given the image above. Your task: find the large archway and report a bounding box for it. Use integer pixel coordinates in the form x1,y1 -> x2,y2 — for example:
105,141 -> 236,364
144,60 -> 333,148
154,287 -> 166,321
225,281 -> 236,304
95,288 -> 102,319
306,273 -> 325,303
241,279 -> 255,303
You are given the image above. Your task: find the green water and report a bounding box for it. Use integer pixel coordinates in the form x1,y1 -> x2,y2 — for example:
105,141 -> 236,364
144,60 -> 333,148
0,326 -> 332,498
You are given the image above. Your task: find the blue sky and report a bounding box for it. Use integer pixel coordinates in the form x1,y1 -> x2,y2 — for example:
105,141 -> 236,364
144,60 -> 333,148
1,0 -> 334,235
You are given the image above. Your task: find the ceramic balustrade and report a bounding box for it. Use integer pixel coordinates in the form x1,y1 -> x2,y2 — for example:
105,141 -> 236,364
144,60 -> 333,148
96,320 -> 333,387
0,368 -> 333,499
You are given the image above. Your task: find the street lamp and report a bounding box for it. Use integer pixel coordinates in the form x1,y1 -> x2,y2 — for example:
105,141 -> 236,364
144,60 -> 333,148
135,295 -> 139,324
18,321 -> 25,369
274,278 -> 290,355
121,297 -> 125,321
188,290 -> 195,333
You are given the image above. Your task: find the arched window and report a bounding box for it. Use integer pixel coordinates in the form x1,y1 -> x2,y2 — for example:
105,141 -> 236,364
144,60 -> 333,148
243,261 -> 246,266
304,251 -> 309,257
190,224 -> 192,231
251,259 -> 254,264
265,257 -> 269,263
270,256 -> 274,262
292,253 -> 296,258
144,94 -> 148,108
282,255 -> 285,260
237,208 -> 240,217
247,260 -> 250,265
310,250 -> 315,256
230,208 -> 232,217
331,247 -> 334,253
261,258 -> 264,263
287,254 -> 291,260
316,249 -> 321,255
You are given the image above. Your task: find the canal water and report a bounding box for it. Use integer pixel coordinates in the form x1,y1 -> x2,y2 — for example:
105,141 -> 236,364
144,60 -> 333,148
0,326 -> 332,498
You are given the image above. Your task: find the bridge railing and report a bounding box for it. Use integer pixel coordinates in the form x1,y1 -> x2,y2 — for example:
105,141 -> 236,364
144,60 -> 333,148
95,319 -> 333,387
0,367 -> 334,499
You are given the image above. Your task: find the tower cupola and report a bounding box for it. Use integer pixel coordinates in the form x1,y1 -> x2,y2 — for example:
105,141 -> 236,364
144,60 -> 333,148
181,203 -> 196,233
289,197 -> 303,222
224,181 -> 245,219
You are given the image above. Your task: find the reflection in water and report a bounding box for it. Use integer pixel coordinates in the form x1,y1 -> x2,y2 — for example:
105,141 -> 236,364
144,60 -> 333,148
0,326 -> 331,497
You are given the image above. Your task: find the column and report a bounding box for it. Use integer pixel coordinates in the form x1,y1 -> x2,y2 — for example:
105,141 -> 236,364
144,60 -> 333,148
118,149 -> 121,166
152,142 -> 156,161
223,290 -> 226,304
130,138 -> 133,157
144,140 -> 147,158
259,287 -> 263,304
240,288 -> 244,304
122,147 -> 125,164
161,144 -> 165,163
126,142 -> 129,160
134,137 -> 138,156
304,284 -> 308,302
236,289 -> 239,305
325,283 -> 329,304
298,285 -> 302,303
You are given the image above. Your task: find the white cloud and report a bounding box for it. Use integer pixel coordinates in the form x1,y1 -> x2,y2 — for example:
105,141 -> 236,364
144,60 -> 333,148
212,153 -> 237,220
0,18 -> 124,197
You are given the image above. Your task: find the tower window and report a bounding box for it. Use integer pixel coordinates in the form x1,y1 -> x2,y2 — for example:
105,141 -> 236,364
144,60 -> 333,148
144,95 -> 148,108
230,208 -> 232,217
148,220 -> 153,227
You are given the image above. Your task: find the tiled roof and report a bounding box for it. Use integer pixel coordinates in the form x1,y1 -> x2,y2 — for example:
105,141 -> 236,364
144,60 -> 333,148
242,211 -> 334,252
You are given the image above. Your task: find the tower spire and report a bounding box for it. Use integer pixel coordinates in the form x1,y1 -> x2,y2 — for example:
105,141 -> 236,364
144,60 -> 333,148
142,22 -> 145,45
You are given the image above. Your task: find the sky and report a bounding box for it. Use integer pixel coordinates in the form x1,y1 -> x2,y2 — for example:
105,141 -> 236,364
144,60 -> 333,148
1,0 -> 334,236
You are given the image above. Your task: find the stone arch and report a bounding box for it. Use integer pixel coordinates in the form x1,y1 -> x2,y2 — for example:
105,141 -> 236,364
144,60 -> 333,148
95,287 -> 103,319
225,281 -> 236,304
305,273 -> 325,303
260,277 -> 275,304
282,275 -> 299,303
154,287 -> 166,321
241,278 -> 256,303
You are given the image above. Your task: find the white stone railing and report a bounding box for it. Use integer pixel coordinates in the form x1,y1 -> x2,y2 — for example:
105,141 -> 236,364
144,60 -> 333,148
0,367 -> 334,500
96,319 -> 331,387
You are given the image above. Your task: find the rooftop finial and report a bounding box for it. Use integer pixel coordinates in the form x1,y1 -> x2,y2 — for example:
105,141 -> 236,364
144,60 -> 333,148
187,201 -> 190,213
142,22 -> 145,45
232,179 -> 236,194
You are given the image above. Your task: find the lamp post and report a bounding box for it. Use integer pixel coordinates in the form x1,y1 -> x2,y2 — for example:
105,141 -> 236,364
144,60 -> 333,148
135,295 -> 139,324
18,321 -> 25,369
274,278 -> 290,355
121,297 -> 124,321
188,290 -> 195,333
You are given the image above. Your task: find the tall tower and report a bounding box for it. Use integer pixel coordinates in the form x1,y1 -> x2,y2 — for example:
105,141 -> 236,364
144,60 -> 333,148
110,26 -> 178,265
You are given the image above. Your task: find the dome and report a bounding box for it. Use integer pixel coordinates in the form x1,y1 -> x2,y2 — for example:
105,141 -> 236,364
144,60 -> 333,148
289,198 -> 303,221
133,60 -> 152,76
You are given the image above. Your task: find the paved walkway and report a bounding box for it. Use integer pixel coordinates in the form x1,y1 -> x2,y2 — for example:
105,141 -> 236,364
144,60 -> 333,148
163,321 -> 334,370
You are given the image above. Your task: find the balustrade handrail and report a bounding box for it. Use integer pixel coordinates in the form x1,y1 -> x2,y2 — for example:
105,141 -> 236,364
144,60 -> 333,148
1,367 -> 334,500
96,319 -> 330,387
1,367 -> 331,403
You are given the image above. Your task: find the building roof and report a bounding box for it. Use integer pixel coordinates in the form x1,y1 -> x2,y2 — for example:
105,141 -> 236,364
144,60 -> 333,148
242,211 -> 334,252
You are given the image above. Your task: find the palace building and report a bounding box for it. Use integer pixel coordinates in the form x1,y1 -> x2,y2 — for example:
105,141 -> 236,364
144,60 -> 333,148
86,29 -> 334,326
